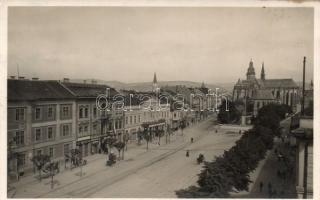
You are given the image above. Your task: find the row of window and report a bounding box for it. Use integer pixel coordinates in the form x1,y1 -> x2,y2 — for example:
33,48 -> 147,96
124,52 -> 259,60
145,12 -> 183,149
79,105 -> 98,119
13,104 -> 72,122
125,111 -> 170,126
33,124 -> 71,143
15,143 -> 72,167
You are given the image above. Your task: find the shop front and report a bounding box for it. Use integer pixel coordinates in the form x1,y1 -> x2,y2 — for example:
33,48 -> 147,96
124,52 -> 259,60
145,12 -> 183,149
76,136 -> 91,157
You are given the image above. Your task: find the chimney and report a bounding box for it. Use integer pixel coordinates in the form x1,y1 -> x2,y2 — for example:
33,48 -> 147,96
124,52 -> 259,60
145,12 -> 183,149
63,78 -> 70,82
32,77 -> 39,81
18,76 -> 25,80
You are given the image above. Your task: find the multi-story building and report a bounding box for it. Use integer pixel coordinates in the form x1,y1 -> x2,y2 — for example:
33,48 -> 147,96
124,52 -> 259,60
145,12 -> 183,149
60,81 -> 122,157
8,79 -> 76,179
291,116 -> 313,199
121,90 -> 171,141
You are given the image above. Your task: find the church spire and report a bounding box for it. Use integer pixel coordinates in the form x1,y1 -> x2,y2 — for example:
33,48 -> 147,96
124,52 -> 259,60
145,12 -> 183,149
260,62 -> 265,80
152,72 -> 158,92
153,72 -> 157,84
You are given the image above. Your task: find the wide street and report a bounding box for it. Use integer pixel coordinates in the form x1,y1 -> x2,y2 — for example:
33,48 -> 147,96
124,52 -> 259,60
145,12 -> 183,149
11,116 -> 244,198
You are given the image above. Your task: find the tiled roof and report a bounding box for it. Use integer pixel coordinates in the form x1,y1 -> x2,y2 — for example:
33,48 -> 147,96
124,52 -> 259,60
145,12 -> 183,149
234,78 -> 298,89
61,82 -> 118,98
252,89 -> 275,100
262,79 -> 298,88
8,79 -> 75,101
163,85 -> 193,104
234,79 -> 259,87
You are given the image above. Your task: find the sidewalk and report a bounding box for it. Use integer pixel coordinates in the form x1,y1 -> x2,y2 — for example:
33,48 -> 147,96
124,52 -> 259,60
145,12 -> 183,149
232,138 -> 297,198
8,118 -> 214,198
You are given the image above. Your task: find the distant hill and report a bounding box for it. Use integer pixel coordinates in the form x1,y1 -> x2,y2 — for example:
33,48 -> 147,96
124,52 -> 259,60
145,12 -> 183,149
71,79 -> 231,94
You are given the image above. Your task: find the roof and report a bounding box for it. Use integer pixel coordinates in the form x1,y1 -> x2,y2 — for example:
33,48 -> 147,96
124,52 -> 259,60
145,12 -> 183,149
262,79 -> 298,88
163,85 -> 193,104
234,79 -> 259,88
8,79 -> 75,101
61,82 -> 118,98
252,89 -> 275,100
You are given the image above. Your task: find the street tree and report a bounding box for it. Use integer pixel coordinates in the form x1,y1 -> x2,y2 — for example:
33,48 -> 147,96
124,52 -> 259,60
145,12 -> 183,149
217,100 -> 241,124
31,154 -> 50,182
180,116 -> 187,136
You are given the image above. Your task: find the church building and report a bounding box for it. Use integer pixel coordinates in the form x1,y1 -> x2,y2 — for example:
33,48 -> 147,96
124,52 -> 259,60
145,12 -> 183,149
233,60 -> 299,116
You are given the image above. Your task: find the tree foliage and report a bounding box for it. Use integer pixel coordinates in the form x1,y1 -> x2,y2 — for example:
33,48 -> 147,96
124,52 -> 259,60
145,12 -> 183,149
217,100 -> 241,124
176,103 -> 289,198
31,154 -> 51,181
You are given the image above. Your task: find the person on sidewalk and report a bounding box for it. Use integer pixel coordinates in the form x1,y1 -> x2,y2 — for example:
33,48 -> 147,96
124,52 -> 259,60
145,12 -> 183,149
186,150 -> 190,157
191,137 -> 194,143
259,181 -> 263,192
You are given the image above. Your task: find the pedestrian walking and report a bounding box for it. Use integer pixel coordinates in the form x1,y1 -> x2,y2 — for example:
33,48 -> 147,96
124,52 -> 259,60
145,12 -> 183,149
259,181 -> 263,192
186,150 -> 190,157
191,137 -> 194,143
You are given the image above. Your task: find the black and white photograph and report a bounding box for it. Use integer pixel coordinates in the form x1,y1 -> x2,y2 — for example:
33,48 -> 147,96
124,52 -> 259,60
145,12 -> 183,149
2,1 -> 318,199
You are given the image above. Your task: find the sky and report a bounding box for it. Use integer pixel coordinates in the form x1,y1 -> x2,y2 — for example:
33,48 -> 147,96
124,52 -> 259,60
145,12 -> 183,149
8,7 -> 314,83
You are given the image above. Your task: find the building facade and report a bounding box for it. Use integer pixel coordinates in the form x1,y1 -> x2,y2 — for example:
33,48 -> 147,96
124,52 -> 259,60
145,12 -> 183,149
233,60 -> 300,116
8,79 -> 77,179
60,82 -> 124,157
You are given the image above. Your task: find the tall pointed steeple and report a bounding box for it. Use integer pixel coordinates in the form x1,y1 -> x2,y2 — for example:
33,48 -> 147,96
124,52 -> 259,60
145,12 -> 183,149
260,62 -> 265,80
153,72 -> 157,84
152,72 -> 158,92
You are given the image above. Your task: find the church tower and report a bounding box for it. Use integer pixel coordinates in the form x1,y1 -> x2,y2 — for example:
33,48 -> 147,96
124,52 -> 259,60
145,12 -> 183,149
260,62 -> 266,80
201,81 -> 206,88
246,59 -> 256,81
152,72 -> 158,92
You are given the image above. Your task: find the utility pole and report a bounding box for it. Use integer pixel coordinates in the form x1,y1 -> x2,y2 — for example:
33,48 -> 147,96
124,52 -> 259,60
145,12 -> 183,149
17,63 -> 20,77
301,57 -> 306,116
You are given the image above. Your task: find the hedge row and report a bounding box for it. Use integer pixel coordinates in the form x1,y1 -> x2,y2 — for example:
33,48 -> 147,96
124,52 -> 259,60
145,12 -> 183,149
176,103 -> 290,198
